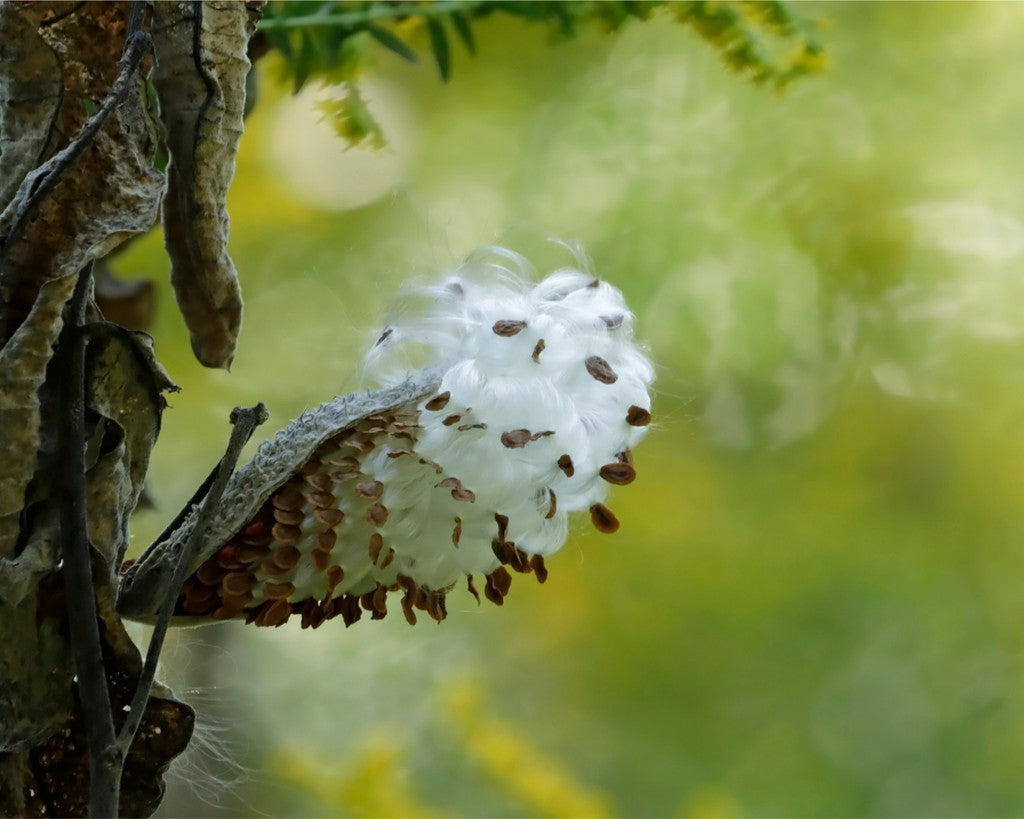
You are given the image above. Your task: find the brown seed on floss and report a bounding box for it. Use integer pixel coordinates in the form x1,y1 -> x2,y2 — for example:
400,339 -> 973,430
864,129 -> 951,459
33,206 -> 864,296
316,529 -> 337,552
272,486 -> 305,511
425,391 -> 451,411
442,414 -> 463,426
235,542 -> 270,564
367,503 -> 389,526
258,598 -> 293,628
457,422 -> 487,431
272,507 -> 305,527
452,517 -> 462,547
589,503 -> 620,534
261,558 -> 291,580
307,490 -> 336,508
304,471 -> 333,491
263,581 -> 296,601
599,462 -> 636,485
311,550 -> 331,572
272,546 -> 302,571
585,355 -> 619,384
380,548 -> 396,569
530,555 -> 548,584
492,319 -> 527,336
195,561 -> 224,587
356,480 -> 385,499
501,429 -> 533,449
626,405 -> 651,426
545,489 -> 557,519
557,454 -> 575,477
314,507 -> 344,528
532,338 -> 545,363
368,533 -> 384,564
495,513 -> 509,542
271,522 -> 302,544
222,572 -> 256,596
601,314 -> 624,330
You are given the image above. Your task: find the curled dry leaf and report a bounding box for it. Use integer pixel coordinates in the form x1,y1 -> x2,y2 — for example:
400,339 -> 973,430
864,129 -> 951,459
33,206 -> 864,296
150,1 -> 262,369
118,370 -> 441,620
0,2 -> 163,345
0,3 -> 61,214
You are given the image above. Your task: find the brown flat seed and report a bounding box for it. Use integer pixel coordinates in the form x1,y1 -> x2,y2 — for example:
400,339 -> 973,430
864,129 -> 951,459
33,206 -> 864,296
380,548 -> 395,569
452,487 -> 476,502
307,490 -> 336,508
373,585 -> 388,614
300,460 -> 321,477
601,314 -> 624,330
530,430 -> 555,441
369,533 -> 384,564
312,550 -> 331,572
356,480 -> 385,499
492,539 -> 514,565
530,554 -> 548,583
326,565 -> 344,592
587,278 -> 600,288
316,529 -> 337,552
273,507 -> 306,526
501,429 -> 533,448
419,457 -> 443,473
315,507 -> 345,528
348,438 -> 375,454
457,422 -> 487,431
492,319 -> 527,336
387,449 -> 414,459
195,561 -> 224,587
222,572 -> 256,596
546,489 -> 557,519
509,547 -> 531,574
235,543 -> 270,564
367,503 -> 389,526
326,454 -> 361,469
466,574 -> 481,604
437,476 -> 461,490
261,558 -> 290,579
442,414 -> 463,426
305,471 -> 333,491
261,598 -> 292,628
402,598 -> 417,626
272,487 -> 305,511
495,513 -> 509,542
263,581 -> 296,601
557,454 -> 575,477
272,546 -> 302,571
453,516 -> 462,547
392,430 -> 414,441
425,391 -> 451,411
491,566 -> 512,595
590,503 -> 620,534
626,405 -> 651,426
211,606 -> 237,621
271,522 -> 302,544
330,470 -> 361,483
585,355 -> 618,384
599,462 -> 636,485
375,327 -> 392,346
532,338 -> 545,363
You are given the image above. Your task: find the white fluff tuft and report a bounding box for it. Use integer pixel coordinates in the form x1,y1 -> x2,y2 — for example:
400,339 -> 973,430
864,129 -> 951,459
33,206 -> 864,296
358,246 -> 654,589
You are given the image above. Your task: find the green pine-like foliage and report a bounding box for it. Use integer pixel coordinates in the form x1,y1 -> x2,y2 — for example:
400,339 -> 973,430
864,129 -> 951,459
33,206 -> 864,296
258,0 -> 826,147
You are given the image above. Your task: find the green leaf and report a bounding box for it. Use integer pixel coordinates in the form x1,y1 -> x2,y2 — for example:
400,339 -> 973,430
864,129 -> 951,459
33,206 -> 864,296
365,23 -> 418,63
426,18 -> 451,82
450,11 -> 476,55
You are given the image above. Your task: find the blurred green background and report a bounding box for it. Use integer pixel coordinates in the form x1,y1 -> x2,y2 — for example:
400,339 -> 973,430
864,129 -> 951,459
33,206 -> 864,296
123,3 -> 1024,816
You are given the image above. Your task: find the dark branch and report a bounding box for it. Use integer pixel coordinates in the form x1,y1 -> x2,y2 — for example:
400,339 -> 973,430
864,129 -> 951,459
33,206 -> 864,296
57,263 -> 122,818
115,403 -> 268,758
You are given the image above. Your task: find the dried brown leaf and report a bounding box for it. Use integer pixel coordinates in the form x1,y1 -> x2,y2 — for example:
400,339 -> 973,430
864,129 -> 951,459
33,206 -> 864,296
0,3 -> 62,213
151,1 -> 262,369
0,2 -> 163,345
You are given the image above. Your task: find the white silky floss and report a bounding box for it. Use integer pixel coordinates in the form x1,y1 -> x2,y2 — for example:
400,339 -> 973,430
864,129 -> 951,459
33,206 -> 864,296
360,245 -> 654,595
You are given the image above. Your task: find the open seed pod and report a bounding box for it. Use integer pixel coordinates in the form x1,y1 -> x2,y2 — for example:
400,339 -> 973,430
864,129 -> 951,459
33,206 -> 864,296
118,247 -> 654,628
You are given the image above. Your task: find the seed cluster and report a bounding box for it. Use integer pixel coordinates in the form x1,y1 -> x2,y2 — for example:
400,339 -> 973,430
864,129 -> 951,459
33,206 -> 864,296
175,256 -> 654,629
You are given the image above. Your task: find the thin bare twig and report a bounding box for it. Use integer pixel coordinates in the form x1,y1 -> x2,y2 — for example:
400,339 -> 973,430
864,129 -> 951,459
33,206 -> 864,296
115,403 -> 268,758
57,263 -> 122,818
